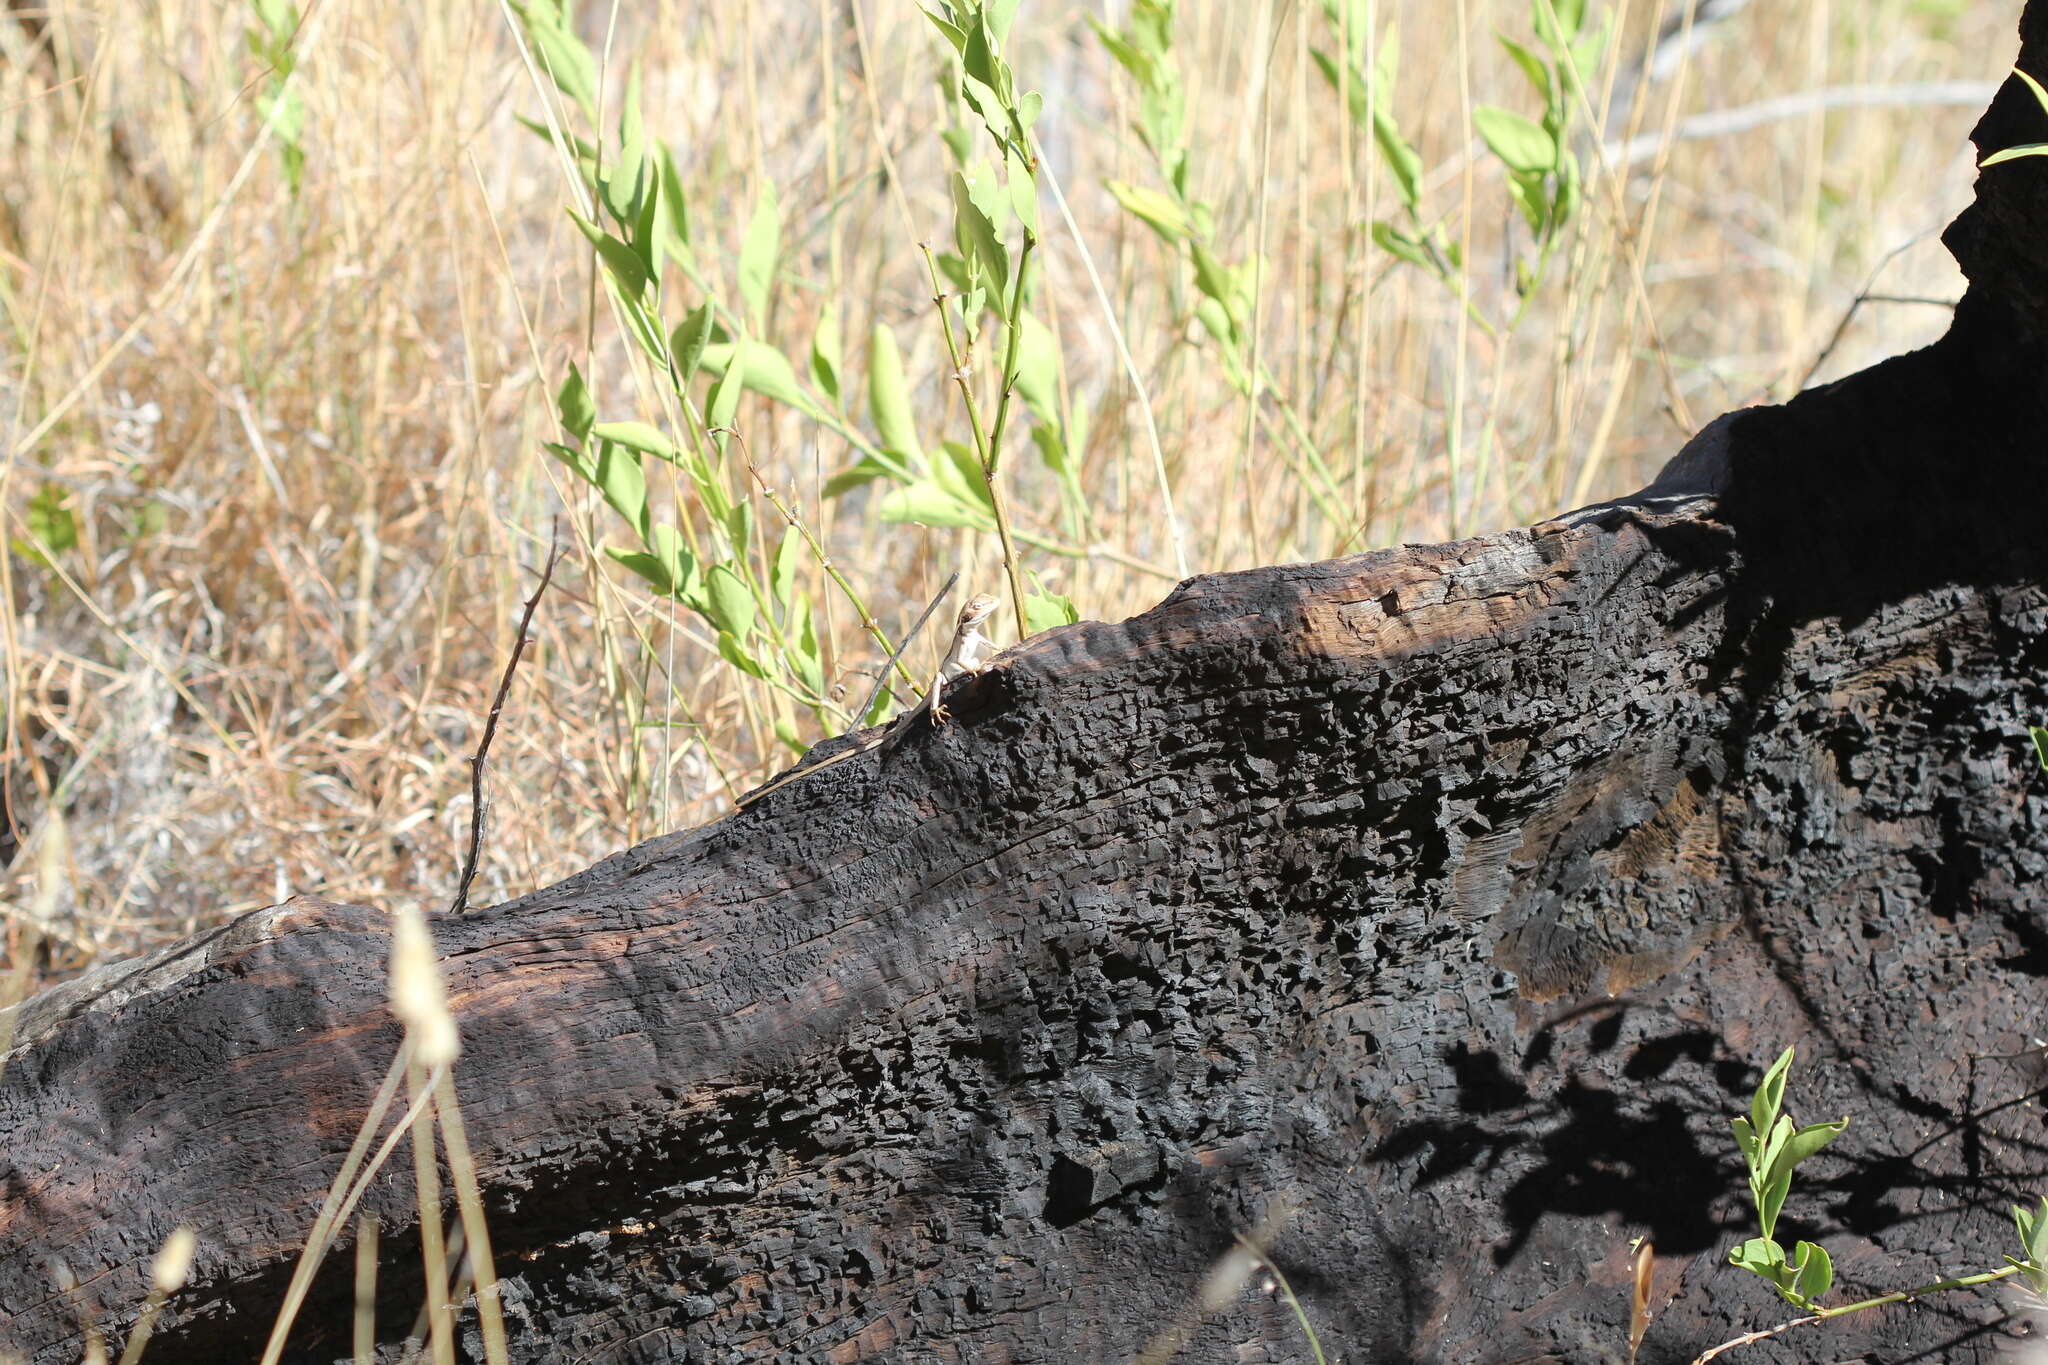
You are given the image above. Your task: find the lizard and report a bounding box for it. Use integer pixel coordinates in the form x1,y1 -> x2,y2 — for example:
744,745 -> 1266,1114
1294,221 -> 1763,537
734,592 -> 1002,809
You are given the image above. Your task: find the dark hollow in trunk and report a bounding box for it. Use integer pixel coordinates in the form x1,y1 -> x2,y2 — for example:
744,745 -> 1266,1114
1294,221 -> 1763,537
5,9 -> 2048,1364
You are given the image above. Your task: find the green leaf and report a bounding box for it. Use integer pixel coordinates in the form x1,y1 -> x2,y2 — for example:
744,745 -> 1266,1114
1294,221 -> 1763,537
738,180 -> 780,327
513,112 -> 591,156
1369,109 -> 1424,211
591,420 -> 679,461
518,0 -> 599,120
700,339 -> 823,419
961,17 -> 1000,95
602,63 -> 651,224
939,439 -> 994,512
810,312 -> 842,405
707,341 -> 746,447
1756,1166 -> 1792,1240
568,210 -> 647,300
1013,311 -> 1060,422
770,525 -> 803,610
1189,242 -> 1245,333
2032,726 -> 2048,773
940,125 -> 975,168
1497,34 -> 1551,102
653,523 -> 701,607
1981,141 -> 2048,167
823,453 -> 897,498
1530,0 -> 1578,47
670,304 -> 713,389
543,439 -> 595,486
594,438 -> 649,538
1474,105 -> 1556,173
951,168 -> 1009,302
1765,1118 -> 1850,1190
791,597 -> 825,696
705,563 -> 757,639
717,629 -> 770,678
1105,179 -> 1193,243
2015,65 -> 2048,115
22,483 -> 77,558
1505,168 -> 1548,234
727,500 -> 755,570
631,153 -> 662,285
1022,587 -> 1078,634
1029,420 -> 1070,478
922,7 -> 968,55
1750,1048 -> 1795,1145
2015,1196 -> 2048,1268
1005,145 -> 1039,234
1371,220 -> 1434,270
876,480 -> 993,529
1730,1116 -> 1760,1167
986,0 -> 1020,43
868,324 -> 924,468
620,61 -> 648,174
658,145 -> 695,269
556,363 -> 596,440
1730,1236 -> 1785,1279
1568,9 -> 1612,84
1789,1241 -> 1832,1303
608,545 -> 676,596
1554,150 -> 1582,227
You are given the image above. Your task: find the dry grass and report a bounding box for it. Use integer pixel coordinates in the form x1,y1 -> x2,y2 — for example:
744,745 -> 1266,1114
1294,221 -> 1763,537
0,0 -> 2009,983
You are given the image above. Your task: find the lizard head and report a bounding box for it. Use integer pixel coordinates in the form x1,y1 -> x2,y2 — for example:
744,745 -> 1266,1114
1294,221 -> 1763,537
958,593 -> 1001,628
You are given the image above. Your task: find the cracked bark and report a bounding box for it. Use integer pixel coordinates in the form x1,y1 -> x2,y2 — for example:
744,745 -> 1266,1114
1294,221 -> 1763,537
4,7 -> 2048,1364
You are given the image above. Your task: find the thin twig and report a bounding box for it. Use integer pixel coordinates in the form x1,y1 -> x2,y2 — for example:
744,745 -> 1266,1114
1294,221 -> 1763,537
853,571 -> 957,723
738,446 -> 920,696
1606,82 -> 2000,168
1688,1310 -> 1822,1363
450,525 -> 563,915
1797,230 -> 1943,390
1033,148 -> 1190,578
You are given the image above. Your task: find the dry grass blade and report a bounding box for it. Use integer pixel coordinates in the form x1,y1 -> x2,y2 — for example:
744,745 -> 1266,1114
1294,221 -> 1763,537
1628,1237 -> 1655,1362
111,1227 -> 196,1365
354,1215 -> 380,1365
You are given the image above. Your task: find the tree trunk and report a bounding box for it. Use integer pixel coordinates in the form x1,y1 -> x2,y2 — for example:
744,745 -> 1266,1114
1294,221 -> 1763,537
6,11 -> 2048,1365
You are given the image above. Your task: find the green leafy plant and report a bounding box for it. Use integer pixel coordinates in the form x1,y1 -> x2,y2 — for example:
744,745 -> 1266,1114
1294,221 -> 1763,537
1313,0 -> 1608,323
1092,1 -> 1347,525
10,483 -> 77,568
507,0 -> 1080,763
1727,1048 -> 1849,1309
247,0 -> 306,193
1699,1047 -> 2047,1359
2029,725 -> 2047,772
1308,1 -> 1449,286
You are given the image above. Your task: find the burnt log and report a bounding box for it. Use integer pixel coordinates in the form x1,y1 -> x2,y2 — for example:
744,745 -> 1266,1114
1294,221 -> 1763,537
6,12 -> 2048,1365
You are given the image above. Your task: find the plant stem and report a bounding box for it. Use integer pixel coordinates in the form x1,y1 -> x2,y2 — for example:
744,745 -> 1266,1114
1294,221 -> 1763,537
981,234 -> 1037,630
917,242 -> 1029,632
741,457 -> 918,698
1815,1263 -> 2023,1318
1691,1264 -> 2028,1363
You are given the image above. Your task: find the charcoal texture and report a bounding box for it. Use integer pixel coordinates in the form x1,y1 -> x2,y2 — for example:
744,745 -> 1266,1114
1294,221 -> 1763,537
4,8 -> 2047,1363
